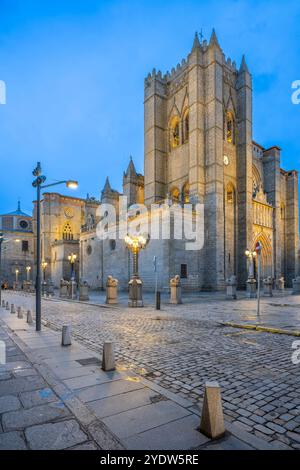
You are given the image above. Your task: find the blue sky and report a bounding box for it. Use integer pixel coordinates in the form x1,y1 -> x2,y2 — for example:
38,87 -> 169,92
0,0 -> 299,214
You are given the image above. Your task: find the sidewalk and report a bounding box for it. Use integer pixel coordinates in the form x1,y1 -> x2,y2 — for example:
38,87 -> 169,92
0,302 -> 277,450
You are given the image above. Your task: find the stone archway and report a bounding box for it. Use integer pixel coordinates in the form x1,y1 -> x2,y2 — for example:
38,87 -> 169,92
252,232 -> 273,279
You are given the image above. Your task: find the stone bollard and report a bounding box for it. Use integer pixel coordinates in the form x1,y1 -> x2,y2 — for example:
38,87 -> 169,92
246,278 -> 256,298
170,275 -> 182,304
276,276 -> 285,291
263,276 -> 273,297
59,279 -> 69,298
106,276 -> 118,304
226,275 -> 237,300
10,303 -> 15,314
62,325 -> 72,346
292,276 -> 300,295
102,342 -> 115,371
2,299 -> 5,308
200,381 -> 225,440
17,307 -> 23,319
6,301 -> 9,310
79,279 -> 89,301
27,310 -> 33,324
46,277 -> 55,297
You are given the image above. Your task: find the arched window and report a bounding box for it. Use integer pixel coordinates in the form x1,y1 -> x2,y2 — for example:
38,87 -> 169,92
226,183 -> 235,203
63,222 -> 73,241
170,187 -> 180,202
170,116 -> 180,149
182,182 -> 190,203
226,112 -> 235,144
182,110 -> 189,143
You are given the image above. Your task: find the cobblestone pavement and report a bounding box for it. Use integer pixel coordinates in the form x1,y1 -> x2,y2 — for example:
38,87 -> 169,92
2,291 -> 300,450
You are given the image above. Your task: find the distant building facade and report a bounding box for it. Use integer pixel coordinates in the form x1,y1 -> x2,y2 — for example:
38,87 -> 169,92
0,202 -> 34,287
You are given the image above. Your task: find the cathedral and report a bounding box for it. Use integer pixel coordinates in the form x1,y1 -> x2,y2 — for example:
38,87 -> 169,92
3,31 -> 298,292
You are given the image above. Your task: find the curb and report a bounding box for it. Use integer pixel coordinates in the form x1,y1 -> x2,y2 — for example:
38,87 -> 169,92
222,322 -> 300,337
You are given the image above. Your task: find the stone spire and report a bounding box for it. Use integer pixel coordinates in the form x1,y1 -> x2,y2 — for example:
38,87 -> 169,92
124,156 -> 137,179
102,177 -> 112,194
209,28 -> 220,48
239,54 -> 250,74
192,32 -> 201,51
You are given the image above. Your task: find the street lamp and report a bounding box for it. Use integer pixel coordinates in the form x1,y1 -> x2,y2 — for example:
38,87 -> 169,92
32,162 -> 78,331
41,261 -> 48,282
245,248 -> 257,280
68,253 -> 77,280
26,266 -> 31,281
124,234 -> 148,307
245,243 -> 262,316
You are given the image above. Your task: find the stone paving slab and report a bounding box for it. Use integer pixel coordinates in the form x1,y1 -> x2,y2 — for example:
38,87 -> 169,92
63,370 -> 124,390
25,419 -> 88,450
19,388 -> 57,408
123,414 -> 209,450
102,400 -> 191,439
88,388 -> 161,419
76,379 -> 145,403
2,401 -> 71,431
0,431 -> 27,450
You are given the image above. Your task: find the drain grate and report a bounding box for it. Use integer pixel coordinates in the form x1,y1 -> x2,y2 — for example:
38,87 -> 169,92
76,357 -> 101,366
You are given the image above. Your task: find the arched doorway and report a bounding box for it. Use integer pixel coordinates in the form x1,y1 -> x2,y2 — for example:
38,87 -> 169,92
252,232 -> 273,280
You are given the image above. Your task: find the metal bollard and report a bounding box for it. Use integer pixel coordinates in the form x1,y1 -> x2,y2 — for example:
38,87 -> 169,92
156,291 -> 161,310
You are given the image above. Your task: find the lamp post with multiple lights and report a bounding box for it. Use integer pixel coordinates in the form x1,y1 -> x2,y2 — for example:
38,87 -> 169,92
124,234 -> 148,307
32,162 -> 78,331
68,253 -> 77,280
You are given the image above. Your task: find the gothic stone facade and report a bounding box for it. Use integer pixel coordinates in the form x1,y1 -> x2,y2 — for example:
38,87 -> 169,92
0,203 -> 34,287
38,31 -> 300,291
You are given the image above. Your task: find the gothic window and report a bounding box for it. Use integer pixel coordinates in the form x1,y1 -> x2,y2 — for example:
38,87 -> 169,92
182,182 -> 190,203
170,187 -> 180,203
227,186 -> 234,203
63,222 -> 73,241
170,116 -> 180,149
226,112 -> 235,144
182,110 -> 189,143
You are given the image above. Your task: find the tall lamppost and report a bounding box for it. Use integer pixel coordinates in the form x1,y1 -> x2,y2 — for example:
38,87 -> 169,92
15,269 -> 19,286
124,234 -> 148,307
68,253 -> 77,280
32,162 -> 78,332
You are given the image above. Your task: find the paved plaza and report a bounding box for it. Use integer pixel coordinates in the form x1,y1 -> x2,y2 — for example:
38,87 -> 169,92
1,289 -> 300,449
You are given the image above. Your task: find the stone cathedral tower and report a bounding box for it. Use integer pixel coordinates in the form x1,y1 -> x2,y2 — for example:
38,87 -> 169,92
144,30 -> 299,289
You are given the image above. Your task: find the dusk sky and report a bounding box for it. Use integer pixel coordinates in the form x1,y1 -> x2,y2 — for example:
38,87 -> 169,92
0,0 -> 299,215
